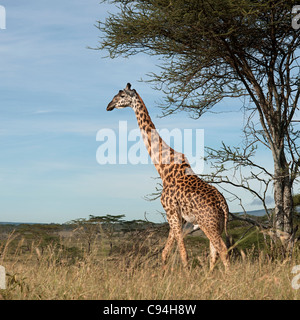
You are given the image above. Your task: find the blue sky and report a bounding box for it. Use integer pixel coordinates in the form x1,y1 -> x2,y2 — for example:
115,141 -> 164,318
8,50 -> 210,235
0,0 -> 278,223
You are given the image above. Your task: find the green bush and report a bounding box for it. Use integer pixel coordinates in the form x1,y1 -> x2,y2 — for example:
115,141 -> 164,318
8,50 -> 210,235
293,193 -> 300,207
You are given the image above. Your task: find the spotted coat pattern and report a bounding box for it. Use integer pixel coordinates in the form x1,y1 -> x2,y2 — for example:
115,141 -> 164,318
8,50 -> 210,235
107,83 -> 230,270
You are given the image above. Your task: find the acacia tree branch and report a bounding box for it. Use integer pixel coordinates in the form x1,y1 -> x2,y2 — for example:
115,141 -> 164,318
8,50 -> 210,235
229,212 -> 269,229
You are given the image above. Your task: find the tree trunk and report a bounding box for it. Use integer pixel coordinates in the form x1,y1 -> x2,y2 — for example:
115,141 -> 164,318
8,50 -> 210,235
273,154 -> 293,235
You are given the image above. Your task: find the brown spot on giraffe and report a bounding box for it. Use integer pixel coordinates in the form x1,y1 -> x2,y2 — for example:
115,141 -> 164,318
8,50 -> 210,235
106,83 -> 230,271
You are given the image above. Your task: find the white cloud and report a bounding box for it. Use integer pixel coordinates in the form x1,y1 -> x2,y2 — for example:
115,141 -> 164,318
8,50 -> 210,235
250,195 -> 274,206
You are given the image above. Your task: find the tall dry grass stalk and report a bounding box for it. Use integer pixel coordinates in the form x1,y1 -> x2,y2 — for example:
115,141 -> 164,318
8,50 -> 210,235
1,235 -> 300,300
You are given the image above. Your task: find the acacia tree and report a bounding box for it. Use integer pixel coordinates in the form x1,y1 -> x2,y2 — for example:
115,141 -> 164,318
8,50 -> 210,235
97,0 -> 300,236
89,214 -> 125,254
70,215 -> 125,254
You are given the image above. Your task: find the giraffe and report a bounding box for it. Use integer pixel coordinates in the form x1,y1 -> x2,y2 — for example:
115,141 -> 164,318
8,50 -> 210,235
106,83 -> 230,271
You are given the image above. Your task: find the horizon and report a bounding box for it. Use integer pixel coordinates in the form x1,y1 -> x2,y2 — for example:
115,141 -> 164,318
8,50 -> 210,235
3,207 -> 298,225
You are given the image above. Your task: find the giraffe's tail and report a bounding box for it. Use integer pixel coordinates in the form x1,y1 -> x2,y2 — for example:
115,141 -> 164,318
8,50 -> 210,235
222,201 -> 231,249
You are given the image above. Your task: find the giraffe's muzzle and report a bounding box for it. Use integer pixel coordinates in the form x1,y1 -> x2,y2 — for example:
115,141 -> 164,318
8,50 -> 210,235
106,102 -> 115,111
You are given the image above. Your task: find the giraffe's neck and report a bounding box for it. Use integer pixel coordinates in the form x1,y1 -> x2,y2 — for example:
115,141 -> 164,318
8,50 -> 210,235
132,93 -> 189,180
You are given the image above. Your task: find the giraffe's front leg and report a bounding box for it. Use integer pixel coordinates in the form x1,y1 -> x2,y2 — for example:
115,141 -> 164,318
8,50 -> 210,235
162,229 -> 175,265
166,209 -> 188,268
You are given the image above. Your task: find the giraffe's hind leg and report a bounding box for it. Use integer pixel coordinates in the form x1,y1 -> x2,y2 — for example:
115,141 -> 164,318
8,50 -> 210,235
200,224 -> 229,271
209,241 -> 219,271
209,235 -> 229,271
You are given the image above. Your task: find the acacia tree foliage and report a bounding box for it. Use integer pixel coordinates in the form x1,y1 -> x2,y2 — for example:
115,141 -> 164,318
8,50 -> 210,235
97,0 -> 300,236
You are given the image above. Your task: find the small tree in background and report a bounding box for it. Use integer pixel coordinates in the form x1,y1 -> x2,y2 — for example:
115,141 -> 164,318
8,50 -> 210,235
17,224 -> 61,254
70,215 -> 126,254
89,214 -> 125,254
69,218 -> 101,254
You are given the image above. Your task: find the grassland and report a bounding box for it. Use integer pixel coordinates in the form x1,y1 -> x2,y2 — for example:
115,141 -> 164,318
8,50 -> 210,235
1,216 -> 300,300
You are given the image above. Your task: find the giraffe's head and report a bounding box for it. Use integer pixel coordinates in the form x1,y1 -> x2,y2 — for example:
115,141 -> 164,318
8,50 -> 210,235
106,83 -> 137,111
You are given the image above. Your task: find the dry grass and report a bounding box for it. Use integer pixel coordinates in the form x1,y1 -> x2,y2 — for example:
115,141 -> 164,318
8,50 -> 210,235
1,231 -> 300,300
